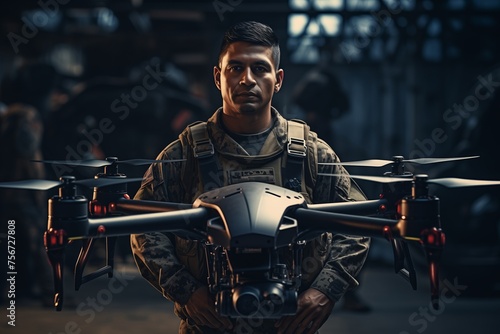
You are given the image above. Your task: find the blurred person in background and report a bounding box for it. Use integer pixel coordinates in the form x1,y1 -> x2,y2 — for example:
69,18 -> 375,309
0,103 -> 53,306
290,66 -> 371,313
289,66 -> 350,147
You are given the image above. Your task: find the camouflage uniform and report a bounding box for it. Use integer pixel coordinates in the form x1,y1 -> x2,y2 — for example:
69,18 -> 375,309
130,108 -> 370,334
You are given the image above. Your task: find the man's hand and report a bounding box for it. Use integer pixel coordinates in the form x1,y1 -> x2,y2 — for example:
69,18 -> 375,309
183,286 -> 233,330
275,288 -> 335,334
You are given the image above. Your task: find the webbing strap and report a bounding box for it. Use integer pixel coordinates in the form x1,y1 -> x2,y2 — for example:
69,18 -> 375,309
189,122 -> 222,190
283,120 -> 307,192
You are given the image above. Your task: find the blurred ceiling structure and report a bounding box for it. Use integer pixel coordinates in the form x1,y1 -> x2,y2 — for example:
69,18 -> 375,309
1,0 -> 500,72
1,0 -> 499,158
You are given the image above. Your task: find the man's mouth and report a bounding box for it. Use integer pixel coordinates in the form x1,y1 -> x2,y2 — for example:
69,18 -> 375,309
235,92 -> 259,99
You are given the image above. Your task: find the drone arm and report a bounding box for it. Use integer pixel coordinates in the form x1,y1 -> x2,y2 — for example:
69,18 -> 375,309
294,208 -> 420,293
85,207 -> 209,238
295,208 -> 400,239
48,203 -> 208,311
307,199 -> 388,216
111,198 -> 192,214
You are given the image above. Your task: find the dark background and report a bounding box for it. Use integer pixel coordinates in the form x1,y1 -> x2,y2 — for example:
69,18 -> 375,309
0,1 -> 499,333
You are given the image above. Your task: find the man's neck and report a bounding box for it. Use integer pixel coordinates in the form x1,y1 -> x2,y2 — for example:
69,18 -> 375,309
221,108 -> 272,134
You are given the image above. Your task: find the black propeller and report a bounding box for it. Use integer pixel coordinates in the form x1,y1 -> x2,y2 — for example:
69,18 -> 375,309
32,157 -> 185,168
318,173 -> 500,188
428,177 -> 500,188
0,177 -> 143,191
0,179 -> 63,191
318,174 -> 412,184
319,155 -> 479,168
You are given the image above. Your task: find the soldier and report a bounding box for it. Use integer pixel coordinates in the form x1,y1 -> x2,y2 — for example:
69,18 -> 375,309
130,21 -> 370,334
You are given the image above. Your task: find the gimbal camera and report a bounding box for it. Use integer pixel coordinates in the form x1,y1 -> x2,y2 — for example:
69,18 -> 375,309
1,155 -> 499,319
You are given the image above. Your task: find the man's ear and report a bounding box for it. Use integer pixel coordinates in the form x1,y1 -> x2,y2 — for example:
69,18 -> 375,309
213,66 -> 221,90
274,69 -> 284,93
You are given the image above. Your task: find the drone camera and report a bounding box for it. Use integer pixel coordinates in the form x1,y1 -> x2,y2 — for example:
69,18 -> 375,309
217,280 -> 297,318
208,242 -> 301,318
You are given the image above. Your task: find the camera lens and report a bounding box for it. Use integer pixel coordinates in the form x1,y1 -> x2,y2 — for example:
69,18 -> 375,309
261,284 -> 285,315
233,286 -> 261,317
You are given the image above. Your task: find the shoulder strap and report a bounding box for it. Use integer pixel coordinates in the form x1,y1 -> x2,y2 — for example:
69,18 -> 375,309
282,119 -> 307,193
187,121 -> 222,191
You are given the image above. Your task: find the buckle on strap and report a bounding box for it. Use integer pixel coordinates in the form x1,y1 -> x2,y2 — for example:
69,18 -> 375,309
193,138 -> 215,158
287,137 -> 306,158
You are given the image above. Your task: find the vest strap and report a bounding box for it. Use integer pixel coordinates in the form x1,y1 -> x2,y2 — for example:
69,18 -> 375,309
283,120 -> 307,192
188,122 -> 222,190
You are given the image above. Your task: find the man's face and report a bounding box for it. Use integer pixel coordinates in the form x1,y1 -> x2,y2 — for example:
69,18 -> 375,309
214,41 -> 284,117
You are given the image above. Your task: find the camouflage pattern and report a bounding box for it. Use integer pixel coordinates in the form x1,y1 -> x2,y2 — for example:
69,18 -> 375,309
130,108 -> 370,333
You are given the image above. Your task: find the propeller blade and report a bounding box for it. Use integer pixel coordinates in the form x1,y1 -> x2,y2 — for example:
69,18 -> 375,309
318,159 -> 393,167
32,158 -> 185,168
116,159 -> 185,166
0,179 -> 62,190
318,156 -> 480,168
74,177 -> 144,188
318,173 -> 412,184
0,177 -> 145,191
403,156 -> 479,165
428,177 -> 500,188
32,159 -> 111,168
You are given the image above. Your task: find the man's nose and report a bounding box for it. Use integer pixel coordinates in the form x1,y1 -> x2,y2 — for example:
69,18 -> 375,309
239,68 -> 256,86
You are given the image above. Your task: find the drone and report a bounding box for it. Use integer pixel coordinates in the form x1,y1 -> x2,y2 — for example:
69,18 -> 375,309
1,155 -> 499,319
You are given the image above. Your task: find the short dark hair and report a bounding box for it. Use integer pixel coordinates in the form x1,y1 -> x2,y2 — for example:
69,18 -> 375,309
218,21 -> 281,69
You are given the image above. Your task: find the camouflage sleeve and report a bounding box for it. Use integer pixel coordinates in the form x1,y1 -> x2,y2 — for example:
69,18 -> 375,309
309,139 -> 371,302
130,141 -> 203,306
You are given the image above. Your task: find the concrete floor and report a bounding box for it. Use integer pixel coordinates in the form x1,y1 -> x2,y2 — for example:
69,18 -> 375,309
2,257 -> 500,334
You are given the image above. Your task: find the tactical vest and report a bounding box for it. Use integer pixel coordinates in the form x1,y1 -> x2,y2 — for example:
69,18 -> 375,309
174,118 -> 331,291
186,118 -> 312,195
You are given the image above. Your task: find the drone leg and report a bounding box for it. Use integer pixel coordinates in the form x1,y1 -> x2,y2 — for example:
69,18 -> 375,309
74,238 -> 95,290
421,227 -> 446,310
106,237 -> 117,278
401,240 -> 417,290
44,228 -> 68,311
386,226 -> 418,289
74,237 -> 116,289
391,239 -> 404,274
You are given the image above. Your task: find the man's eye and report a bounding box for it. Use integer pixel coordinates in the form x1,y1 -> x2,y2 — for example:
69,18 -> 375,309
229,66 -> 242,71
254,66 -> 267,72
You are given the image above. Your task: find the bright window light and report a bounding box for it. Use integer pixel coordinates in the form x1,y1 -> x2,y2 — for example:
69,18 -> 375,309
315,0 -> 343,10
318,14 -> 342,35
288,14 -> 309,36
289,0 -> 310,10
